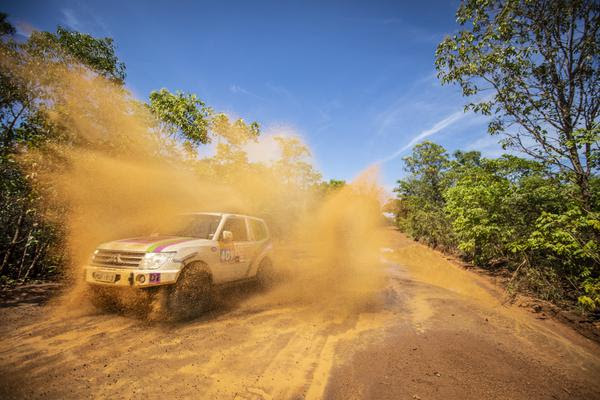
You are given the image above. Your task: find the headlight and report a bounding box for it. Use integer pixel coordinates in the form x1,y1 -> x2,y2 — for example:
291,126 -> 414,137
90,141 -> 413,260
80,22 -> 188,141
88,249 -> 99,264
139,253 -> 175,270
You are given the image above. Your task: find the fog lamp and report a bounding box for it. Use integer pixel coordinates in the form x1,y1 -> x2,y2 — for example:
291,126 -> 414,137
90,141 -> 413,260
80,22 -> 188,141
136,274 -> 146,284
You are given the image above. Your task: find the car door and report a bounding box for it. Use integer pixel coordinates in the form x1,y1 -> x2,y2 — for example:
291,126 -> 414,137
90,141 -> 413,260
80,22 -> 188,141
247,218 -> 270,276
218,216 -> 252,281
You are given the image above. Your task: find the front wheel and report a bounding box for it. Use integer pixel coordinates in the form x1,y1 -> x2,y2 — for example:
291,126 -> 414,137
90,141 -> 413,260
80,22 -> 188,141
166,262 -> 213,320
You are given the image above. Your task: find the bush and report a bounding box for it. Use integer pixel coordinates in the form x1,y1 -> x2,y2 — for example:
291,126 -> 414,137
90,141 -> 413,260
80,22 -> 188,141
395,142 -> 600,312
580,278 -> 600,312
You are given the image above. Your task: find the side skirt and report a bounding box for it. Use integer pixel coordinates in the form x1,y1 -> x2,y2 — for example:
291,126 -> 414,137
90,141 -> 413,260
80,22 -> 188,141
213,277 -> 257,289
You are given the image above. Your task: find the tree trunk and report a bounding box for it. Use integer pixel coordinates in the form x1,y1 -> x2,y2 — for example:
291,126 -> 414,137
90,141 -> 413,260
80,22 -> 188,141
16,230 -> 33,279
576,171 -> 591,212
0,211 -> 24,276
23,242 -> 47,281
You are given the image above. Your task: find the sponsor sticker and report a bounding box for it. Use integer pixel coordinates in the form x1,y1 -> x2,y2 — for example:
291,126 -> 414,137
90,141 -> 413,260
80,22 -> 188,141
149,273 -> 160,283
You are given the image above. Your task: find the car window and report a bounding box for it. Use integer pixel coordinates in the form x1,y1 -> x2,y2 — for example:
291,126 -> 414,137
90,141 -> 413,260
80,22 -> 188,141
222,217 -> 248,241
153,214 -> 221,239
249,219 -> 268,241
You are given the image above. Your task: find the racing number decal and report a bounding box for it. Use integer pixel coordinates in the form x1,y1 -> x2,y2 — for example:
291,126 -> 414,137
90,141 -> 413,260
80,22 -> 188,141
220,248 -> 233,262
220,243 -> 240,263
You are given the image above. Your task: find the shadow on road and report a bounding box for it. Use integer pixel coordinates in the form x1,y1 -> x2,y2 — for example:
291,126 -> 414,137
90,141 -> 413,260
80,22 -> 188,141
0,283 -> 63,308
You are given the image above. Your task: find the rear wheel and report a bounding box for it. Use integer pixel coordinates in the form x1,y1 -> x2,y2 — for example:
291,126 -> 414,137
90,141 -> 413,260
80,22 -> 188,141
256,257 -> 276,289
166,262 -> 213,320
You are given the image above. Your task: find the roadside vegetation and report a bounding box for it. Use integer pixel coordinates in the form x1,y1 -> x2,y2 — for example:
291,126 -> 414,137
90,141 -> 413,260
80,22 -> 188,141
395,0 -> 599,312
394,141 -> 599,310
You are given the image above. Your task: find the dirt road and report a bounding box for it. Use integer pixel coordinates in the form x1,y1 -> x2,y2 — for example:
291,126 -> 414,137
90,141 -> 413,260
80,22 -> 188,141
1,231 -> 599,399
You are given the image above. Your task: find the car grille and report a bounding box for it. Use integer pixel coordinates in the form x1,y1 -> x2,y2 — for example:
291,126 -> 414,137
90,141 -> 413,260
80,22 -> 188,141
92,250 -> 145,268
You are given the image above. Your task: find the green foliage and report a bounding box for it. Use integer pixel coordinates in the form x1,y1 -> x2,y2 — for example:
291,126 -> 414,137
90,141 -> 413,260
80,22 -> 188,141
426,0 -> 600,310
147,90 -> 262,150
436,0 -> 600,208
319,179 -> 346,195
445,155 -> 565,265
25,27 -> 126,83
396,139 -> 600,311
526,208 -> 600,278
402,141 -> 450,207
445,162 -> 512,264
1,22 -> 129,154
0,155 -> 63,281
395,142 -> 454,248
579,278 -> 600,311
0,17 -> 129,282
0,13 -> 15,36
148,89 -> 212,146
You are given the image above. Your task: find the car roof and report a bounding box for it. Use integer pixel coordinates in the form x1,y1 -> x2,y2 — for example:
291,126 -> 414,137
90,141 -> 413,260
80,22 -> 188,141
184,212 -> 264,221
184,212 -> 223,217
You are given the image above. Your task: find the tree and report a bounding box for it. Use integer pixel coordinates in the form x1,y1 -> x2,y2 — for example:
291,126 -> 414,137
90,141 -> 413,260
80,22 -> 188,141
0,13 -> 14,36
436,0 -> 600,209
395,141 -> 453,248
444,155 -> 559,265
399,141 -> 450,207
1,23 -> 128,154
445,160 -> 512,264
0,17 -> 128,282
395,139 -> 600,309
147,89 -> 213,147
273,136 -> 322,190
319,179 -> 346,195
147,89 -> 261,150
211,113 -> 259,146
25,27 -> 126,83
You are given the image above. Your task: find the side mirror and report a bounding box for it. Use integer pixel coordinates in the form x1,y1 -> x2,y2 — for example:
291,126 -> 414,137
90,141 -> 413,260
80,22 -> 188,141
221,230 -> 233,242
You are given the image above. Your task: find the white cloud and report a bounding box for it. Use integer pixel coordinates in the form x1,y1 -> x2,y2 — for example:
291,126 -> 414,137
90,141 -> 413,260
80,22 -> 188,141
14,21 -> 35,38
229,84 -> 266,101
61,9 -> 83,31
374,97 -> 406,137
60,7 -> 111,36
378,109 -> 469,163
266,82 -> 298,105
229,84 -> 249,95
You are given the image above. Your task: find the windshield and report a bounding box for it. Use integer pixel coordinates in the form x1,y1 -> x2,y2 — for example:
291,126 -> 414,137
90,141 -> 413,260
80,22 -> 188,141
152,214 -> 221,239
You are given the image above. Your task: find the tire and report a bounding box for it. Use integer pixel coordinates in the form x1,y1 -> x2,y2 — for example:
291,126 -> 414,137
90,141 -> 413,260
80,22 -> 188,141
167,262 -> 213,320
256,257 -> 276,289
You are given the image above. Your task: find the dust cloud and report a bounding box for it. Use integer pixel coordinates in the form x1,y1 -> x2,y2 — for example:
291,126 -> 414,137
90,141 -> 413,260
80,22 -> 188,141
13,57 -> 386,315
265,167 -> 386,310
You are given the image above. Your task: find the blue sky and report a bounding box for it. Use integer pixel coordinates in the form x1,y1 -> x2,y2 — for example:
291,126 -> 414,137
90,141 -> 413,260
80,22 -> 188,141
4,0 -> 503,190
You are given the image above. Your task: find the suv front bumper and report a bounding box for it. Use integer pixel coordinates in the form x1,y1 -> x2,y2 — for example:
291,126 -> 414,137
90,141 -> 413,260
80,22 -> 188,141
85,265 -> 181,288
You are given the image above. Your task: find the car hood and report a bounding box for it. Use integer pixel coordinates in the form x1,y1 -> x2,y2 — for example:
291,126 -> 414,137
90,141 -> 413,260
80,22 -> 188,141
97,236 -> 211,253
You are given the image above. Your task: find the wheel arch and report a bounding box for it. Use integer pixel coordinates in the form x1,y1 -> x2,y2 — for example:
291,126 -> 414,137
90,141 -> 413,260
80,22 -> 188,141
248,244 -> 273,278
180,258 -> 213,284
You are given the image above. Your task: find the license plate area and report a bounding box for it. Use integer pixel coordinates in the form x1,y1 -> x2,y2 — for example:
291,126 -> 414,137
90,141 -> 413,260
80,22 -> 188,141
93,271 -> 116,283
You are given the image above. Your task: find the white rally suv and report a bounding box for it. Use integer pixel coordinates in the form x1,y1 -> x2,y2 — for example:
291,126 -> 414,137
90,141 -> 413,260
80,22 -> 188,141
85,213 -> 274,318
